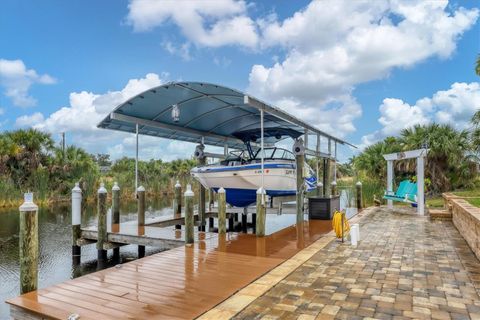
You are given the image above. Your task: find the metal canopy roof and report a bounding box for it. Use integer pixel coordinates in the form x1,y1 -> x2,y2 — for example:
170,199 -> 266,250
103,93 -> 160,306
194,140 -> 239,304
97,82 -> 355,151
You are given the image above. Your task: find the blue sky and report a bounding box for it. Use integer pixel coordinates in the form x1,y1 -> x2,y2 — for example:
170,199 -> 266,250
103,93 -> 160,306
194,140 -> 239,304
1,0 -> 479,161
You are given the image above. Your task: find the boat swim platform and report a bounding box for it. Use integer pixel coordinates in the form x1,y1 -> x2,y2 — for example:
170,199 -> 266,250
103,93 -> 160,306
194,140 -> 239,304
6,216 -> 333,319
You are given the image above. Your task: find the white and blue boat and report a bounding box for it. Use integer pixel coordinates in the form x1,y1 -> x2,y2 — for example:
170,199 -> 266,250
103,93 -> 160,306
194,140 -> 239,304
191,128 -> 317,207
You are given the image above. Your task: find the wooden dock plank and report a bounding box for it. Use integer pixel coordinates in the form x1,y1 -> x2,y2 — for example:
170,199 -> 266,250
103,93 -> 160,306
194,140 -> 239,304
7,218 -> 332,319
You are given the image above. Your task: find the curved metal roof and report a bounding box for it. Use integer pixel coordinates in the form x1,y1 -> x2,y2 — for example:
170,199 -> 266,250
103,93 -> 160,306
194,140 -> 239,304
97,81 -> 354,150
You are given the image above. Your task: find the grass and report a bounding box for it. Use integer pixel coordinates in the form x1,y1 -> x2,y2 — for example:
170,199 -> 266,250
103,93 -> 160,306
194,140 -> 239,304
452,189 -> 480,197
467,198 -> 480,207
426,196 -> 444,208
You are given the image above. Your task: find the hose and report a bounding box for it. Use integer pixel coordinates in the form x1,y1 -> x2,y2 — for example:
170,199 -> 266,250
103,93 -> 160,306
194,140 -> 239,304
332,210 -> 350,238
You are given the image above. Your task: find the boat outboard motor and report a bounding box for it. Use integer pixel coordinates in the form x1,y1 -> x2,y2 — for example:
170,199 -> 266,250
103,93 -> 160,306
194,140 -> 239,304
292,138 -> 305,156
194,144 -> 205,159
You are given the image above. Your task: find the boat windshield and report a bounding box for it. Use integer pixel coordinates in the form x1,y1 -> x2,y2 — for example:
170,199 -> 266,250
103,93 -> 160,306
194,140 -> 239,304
252,147 -> 295,161
219,147 -> 294,166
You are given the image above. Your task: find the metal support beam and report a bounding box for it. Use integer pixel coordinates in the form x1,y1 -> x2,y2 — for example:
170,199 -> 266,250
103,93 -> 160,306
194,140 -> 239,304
110,112 -> 243,146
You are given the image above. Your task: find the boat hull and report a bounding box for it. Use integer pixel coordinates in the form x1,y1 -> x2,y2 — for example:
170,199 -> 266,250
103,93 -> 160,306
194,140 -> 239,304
191,161 -> 316,207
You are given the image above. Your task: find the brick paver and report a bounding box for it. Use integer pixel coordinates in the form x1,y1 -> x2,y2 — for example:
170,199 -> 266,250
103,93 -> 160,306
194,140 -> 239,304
235,207 -> 480,320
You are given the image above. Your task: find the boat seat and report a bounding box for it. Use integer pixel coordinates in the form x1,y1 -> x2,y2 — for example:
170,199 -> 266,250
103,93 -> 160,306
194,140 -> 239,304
383,180 -> 417,203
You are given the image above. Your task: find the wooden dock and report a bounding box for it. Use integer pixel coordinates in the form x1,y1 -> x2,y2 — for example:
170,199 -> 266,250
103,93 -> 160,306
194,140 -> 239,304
6,213 -> 332,319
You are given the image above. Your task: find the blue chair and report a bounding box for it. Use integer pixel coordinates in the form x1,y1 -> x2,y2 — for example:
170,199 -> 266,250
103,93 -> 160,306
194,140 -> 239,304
383,180 -> 417,203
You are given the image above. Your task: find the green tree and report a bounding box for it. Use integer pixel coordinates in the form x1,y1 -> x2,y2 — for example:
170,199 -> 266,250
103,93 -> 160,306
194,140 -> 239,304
476,54 -> 480,76
400,124 -> 473,192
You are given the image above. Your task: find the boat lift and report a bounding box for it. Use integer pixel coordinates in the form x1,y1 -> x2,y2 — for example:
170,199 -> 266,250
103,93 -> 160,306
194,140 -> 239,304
97,82 -> 355,216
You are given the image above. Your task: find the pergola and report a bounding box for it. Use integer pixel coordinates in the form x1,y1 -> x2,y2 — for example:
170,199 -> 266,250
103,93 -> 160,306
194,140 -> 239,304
383,149 -> 428,215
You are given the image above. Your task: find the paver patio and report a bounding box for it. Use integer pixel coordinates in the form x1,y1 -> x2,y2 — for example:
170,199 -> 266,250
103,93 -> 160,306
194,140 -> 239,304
234,207 -> 480,320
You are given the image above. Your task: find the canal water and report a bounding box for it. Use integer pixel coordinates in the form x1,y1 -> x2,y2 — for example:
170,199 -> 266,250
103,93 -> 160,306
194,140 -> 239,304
0,189 -> 354,319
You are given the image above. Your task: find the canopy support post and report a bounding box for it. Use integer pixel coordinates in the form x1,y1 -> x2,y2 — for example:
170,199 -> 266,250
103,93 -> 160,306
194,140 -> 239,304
135,123 -> 139,195
387,160 -> 393,209
334,141 -> 337,183
260,108 -> 265,205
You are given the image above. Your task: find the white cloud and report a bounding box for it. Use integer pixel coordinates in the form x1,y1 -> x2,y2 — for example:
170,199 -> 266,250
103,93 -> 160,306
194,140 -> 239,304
15,112 -> 45,128
0,59 -> 56,107
360,82 -> 480,148
126,0 -> 258,48
0,107 -> 4,116
124,1 -> 478,144
162,41 -> 192,61
25,73 -> 174,158
378,98 -> 430,136
248,0 -> 478,139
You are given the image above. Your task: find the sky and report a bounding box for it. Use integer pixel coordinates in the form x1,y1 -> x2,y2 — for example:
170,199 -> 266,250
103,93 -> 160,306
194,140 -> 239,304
0,0 -> 479,162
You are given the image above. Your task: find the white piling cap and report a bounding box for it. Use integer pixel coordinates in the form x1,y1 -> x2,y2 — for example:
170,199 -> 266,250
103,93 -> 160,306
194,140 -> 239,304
112,182 -> 120,191
356,181 -> 362,186
98,183 -> 107,194
256,187 -> 266,194
218,187 -> 225,193
185,184 -> 194,197
175,180 -> 181,188
331,181 -> 337,186
137,185 -> 145,192
20,192 -> 38,212
72,182 -> 81,193
317,182 -> 323,187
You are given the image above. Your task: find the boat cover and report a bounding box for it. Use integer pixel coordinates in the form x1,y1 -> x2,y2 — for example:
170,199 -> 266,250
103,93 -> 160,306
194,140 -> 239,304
97,82 -> 353,150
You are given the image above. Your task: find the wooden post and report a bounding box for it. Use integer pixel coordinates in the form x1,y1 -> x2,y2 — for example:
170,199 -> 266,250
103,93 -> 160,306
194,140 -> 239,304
112,182 -> 120,224
174,181 -> 182,230
97,183 -> 107,267
185,184 -> 194,244
19,193 -> 38,294
317,182 -> 323,198
252,213 -> 256,233
256,187 -> 266,237
71,183 -> 82,264
137,186 -> 146,258
323,158 -> 329,196
112,182 -> 120,260
208,189 -> 214,211
331,181 -> 337,197
217,188 -> 226,234
294,139 -> 305,225
198,157 -> 206,231
242,207 -> 248,233
356,181 -> 363,210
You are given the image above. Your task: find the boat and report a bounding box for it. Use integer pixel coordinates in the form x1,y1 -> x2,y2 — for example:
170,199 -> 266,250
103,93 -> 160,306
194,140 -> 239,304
191,128 -> 317,207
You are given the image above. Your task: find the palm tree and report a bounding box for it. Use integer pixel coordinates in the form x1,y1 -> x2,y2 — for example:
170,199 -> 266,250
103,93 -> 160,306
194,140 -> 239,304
400,124 -> 473,192
476,54 -> 480,76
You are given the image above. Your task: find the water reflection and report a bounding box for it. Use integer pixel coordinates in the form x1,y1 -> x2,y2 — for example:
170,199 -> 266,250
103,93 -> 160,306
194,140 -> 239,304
0,190 -> 356,318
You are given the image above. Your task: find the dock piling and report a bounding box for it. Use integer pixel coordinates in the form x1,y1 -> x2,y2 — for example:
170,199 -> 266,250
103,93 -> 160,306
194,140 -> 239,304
174,181 -> 182,229
356,181 -> 363,210
217,188 -> 226,234
19,193 -> 38,294
317,182 -> 323,197
294,138 -> 305,224
198,157 -> 206,232
137,186 -> 146,258
185,184 -> 194,244
71,183 -> 82,264
112,182 -> 120,260
331,181 -> 337,197
242,207 -> 248,233
208,189 -> 214,211
256,188 -> 266,237
97,183 -> 108,267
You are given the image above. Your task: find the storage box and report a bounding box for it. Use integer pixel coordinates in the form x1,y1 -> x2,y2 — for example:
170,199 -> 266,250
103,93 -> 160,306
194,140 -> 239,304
308,196 -> 340,220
